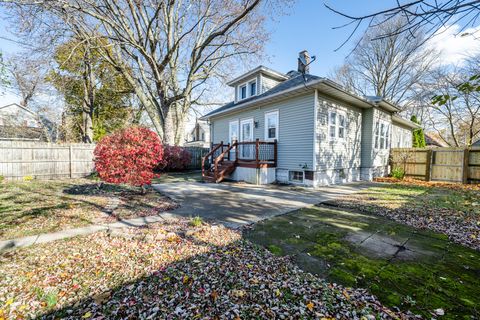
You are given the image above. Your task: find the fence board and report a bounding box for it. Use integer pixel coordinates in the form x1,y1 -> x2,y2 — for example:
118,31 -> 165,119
185,146 -> 209,169
391,147 -> 480,184
0,141 -> 95,180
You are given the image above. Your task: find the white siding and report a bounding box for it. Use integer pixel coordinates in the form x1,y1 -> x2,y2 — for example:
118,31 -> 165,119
392,124 -> 413,148
211,93 -> 315,171
314,95 -> 363,185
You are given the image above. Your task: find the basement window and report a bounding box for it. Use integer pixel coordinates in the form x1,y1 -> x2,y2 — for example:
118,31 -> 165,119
289,170 -> 304,183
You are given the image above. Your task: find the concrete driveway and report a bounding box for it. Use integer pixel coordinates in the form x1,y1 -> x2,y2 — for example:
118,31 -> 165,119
153,182 -> 368,228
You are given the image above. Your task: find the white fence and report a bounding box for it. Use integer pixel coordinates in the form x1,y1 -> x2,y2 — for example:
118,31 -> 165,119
0,141 -> 95,180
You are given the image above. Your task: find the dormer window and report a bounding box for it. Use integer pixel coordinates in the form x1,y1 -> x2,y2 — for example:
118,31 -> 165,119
240,85 -> 247,100
249,80 -> 256,96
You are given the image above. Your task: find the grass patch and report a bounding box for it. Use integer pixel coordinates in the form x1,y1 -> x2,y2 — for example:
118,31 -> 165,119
189,216 -> 203,227
0,179 -> 176,240
152,171 -> 202,184
245,206 -> 480,319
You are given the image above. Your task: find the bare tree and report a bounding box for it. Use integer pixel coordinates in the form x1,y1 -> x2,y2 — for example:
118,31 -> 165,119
7,54 -> 47,108
3,0 -> 279,145
332,17 -> 438,113
326,0 -> 480,49
424,57 -> 480,146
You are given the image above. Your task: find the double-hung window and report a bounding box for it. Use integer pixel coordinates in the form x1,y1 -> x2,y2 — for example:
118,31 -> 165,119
328,110 -> 346,140
240,85 -> 247,100
265,111 -> 279,140
249,81 -> 257,96
375,121 -> 390,149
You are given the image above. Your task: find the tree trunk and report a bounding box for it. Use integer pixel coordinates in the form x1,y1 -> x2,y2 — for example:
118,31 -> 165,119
81,48 -> 95,143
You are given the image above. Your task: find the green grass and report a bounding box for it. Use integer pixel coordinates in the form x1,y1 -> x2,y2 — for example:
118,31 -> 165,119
0,179 -> 175,240
189,216 -> 203,227
357,183 -> 480,217
152,171 -> 203,184
245,205 -> 480,319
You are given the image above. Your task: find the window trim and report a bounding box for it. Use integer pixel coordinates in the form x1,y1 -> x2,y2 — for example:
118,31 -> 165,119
328,109 -> 346,141
229,120 -> 239,144
264,110 -> 279,141
374,120 -> 391,150
249,80 -> 257,96
239,84 -> 247,100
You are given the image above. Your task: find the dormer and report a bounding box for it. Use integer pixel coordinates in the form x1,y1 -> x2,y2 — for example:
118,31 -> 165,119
227,66 -> 288,103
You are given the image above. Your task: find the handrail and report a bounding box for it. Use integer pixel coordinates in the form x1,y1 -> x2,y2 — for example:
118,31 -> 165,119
213,141 -> 238,181
202,141 -> 224,177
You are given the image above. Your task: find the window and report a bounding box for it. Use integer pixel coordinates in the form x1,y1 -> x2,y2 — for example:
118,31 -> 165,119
374,121 -> 390,149
201,132 -> 205,141
249,81 -> 257,96
240,85 -> 247,100
329,111 -> 336,139
338,114 -> 346,139
289,170 -> 304,183
328,110 -> 346,140
229,120 -> 239,143
264,111 -> 279,140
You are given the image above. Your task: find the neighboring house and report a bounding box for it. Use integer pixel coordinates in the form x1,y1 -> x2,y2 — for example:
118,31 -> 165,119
201,51 -> 419,186
0,103 -> 47,141
184,119 -> 210,148
472,139 -> 480,147
425,133 -> 449,148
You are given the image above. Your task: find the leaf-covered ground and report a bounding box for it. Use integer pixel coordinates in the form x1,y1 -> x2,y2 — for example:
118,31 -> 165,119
0,179 -> 177,240
326,178 -> 480,250
0,219 -> 411,319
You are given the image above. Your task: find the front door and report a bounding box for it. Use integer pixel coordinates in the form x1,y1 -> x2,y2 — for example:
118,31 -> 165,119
240,118 -> 254,159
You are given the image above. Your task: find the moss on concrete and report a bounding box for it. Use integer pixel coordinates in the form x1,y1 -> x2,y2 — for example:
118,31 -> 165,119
244,205 -> 480,319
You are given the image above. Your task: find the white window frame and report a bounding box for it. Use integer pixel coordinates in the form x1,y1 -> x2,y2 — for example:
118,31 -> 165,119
374,120 -> 390,150
328,110 -> 346,141
264,110 -> 279,141
249,80 -> 257,97
229,120 -> 239,143
239,84 -> 247,100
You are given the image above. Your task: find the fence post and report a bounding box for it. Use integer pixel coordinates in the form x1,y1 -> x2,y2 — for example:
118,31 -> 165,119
69,145 -> 73,178
463,148 -> 470,184
255,138 -> 259,165
425,149 -> 432,182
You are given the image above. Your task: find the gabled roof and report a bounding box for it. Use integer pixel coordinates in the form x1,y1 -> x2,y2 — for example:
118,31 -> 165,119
226,65 -> 288,86
0,103 -> 38,116
472,139 -> 480,147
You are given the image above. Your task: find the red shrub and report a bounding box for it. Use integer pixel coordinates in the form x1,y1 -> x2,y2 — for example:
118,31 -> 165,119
157,145 -> 192,172
94,127 -> 163,187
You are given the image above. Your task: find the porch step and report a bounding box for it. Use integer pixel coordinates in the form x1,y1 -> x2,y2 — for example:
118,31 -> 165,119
203,161 -> 236,183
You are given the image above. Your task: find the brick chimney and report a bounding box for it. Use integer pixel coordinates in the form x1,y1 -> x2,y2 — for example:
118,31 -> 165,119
297,50 -> 310,74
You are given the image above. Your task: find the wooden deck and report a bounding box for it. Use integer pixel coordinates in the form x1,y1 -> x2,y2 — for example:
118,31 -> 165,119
202,139 -> 277,183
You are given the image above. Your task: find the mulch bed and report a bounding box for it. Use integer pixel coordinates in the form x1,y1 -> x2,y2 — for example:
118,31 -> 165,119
0,219 -> 413,319
330,178 -> 480,251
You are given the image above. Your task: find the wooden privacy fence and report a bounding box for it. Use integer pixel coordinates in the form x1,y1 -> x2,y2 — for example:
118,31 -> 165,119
0,141 -> 95,180
391,147 -> 480,183
184,146 -> 210,169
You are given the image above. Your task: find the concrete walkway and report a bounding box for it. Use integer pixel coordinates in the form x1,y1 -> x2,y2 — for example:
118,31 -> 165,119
0,213 -> 179,252
1,181 -> 368,251
153,181 -> 369,228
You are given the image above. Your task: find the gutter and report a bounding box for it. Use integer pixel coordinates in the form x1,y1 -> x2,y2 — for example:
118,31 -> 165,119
392,115 -> 421,129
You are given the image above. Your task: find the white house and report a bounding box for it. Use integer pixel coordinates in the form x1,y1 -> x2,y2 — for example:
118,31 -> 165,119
201,51 -> 418,186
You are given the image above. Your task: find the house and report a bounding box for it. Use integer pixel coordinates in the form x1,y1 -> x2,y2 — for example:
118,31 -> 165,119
184,119 -> 210,148
201,51 -> 419,186
425,133 -> 449,147
0,103 -> 47,141
472,139 -> 480,147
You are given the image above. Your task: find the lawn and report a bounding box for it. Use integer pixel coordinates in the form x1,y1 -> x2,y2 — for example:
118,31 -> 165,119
0,218 -> 406,319
0,179 -> 176,241
152,170 -> 203,184
327,179 -> 480,250
245,181 -> 480,319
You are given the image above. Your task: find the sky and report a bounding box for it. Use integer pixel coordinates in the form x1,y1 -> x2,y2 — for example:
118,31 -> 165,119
1,1 -> 480,116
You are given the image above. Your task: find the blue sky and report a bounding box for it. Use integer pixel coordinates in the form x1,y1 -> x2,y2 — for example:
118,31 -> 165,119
1,0 -> 479,107
263,1 -> 396,76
